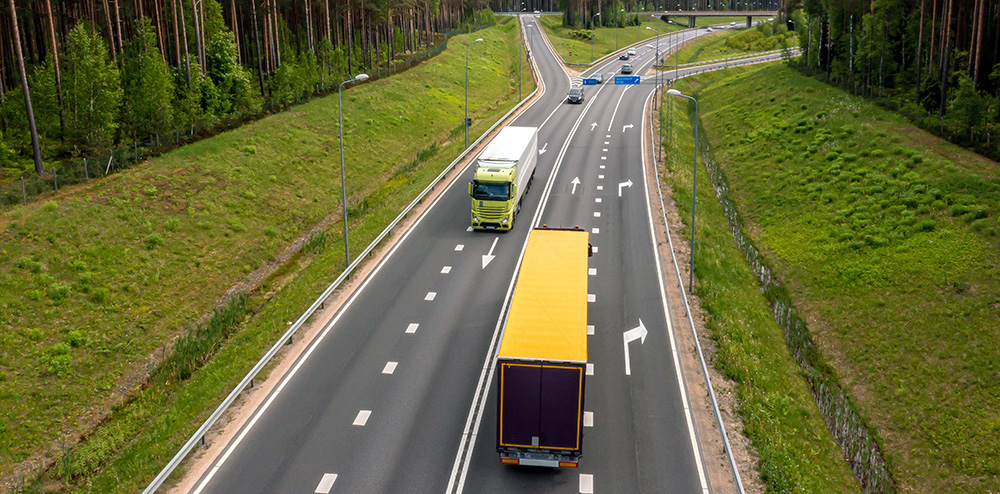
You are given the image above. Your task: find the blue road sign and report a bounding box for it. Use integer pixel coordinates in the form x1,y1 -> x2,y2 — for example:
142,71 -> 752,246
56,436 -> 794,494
582,78 -> 597,85
614,76 -> 640,85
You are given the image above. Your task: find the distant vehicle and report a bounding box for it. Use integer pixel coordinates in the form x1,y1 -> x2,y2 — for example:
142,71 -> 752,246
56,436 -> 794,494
592,73 -> 604,84
706,27 -> 714,32
768,17 -> 774,21
567,86 -> 585,104
730,22 -> 736,26
621,63 -> 633,74
534,9 -> 540,13
495,227 -> 591,468
469,127 -> 538,230
627,48 -> 637,57
619,52 -> 629,60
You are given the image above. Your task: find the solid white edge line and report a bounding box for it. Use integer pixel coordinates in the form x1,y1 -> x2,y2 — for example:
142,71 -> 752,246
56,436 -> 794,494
640,88 -> 710,492
606,85 -> 632,132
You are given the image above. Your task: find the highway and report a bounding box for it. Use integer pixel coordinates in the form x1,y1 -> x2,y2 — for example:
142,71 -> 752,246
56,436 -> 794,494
189,17 -> 723,494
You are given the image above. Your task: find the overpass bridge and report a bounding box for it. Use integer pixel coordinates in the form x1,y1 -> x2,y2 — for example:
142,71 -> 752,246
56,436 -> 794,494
653,10 -> 778,28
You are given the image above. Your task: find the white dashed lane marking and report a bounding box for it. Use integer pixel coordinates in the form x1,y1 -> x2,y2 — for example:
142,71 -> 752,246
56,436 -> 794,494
441,266 -> 452,274
598,174 -> 604,179
587,325 -> 595,335
455,244 -> 464,251
599,165 -> 605,169
586,363 -> 594,375
594,212 -> 601,218
382,362 -> 398,374
353,410 -> 371,426
425,292 -> 437,301
580,473 -> 594,493
595,198 -> 602,203
584,411 -> 594,427
315,473 -> 338,493
592,246 -> 598,254
592,228 -> 600,234
588,268 -> 597,275
587,294 -> 596,303
406,323 -> 419,333
597,185 -> 604,190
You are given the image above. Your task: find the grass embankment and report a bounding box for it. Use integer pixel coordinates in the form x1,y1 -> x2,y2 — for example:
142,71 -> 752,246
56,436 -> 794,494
665,63 -> 999,492
670,23 -> 797,66
1,19 -> 534,492
537,14 -> 746,65
661,67 -> 860,491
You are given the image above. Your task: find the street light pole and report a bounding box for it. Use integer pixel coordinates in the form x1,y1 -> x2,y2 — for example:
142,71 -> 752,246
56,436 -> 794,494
666,88 -> 698,292
591,12 -> 600,63
646,26 -> 660,162
616,8 -> 624,51
465,38 -> 484,149
338,72 -> 370,268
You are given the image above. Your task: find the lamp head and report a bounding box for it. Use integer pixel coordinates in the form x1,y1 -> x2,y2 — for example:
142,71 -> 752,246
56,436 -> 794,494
667,88 -> 683,96
355,73 -> 369,81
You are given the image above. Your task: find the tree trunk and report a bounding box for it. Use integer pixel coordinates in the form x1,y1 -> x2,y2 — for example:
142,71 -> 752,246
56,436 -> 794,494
969,0 -> 980,79
928,0 -> 937,75
172,0 -> 181,67
972,0 -> 985,84
112,0 -> 123,52
103,0 -> 118,61
154,0 -> 166,65
939,0 -> 952,120
231,0 -> 241,65
178,0 -> 191,84
916,0 -> 925,87
44,0 -> 64,134
250,0 -> 265,93
325,0 -> 330,42
8,0 -> 44,174
190,0 -> 202,72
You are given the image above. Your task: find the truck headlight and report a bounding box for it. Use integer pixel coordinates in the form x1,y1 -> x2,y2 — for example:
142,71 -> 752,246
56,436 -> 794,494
501,218 -> 508,224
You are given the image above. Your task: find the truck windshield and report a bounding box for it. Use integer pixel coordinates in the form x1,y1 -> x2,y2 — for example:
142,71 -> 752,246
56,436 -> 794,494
472,181 -> 511,201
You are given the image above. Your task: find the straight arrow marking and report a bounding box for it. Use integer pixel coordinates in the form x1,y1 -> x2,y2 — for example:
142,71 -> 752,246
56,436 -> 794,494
590,122 -> 598,131
571,176 -> 581,194
623,319 -> 648,376
481,237 -> 499,269
618,179 -> 633,197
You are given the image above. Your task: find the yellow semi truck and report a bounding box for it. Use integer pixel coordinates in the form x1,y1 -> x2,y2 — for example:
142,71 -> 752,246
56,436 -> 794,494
496,227 -> 591,468
468,126 -> 538,230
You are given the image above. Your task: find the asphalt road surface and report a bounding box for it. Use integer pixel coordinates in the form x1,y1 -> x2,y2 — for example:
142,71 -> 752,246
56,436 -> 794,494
189,17 -> 733,494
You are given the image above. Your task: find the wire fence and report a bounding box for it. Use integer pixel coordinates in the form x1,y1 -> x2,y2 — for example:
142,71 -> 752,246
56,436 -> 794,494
0,24 -> 490,210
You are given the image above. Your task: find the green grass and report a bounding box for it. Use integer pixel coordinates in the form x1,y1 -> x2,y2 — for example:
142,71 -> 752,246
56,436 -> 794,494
659,68 -> 861,493
537,14 -> 746,65
664,62 -> 1000,492
0,19 -> 535,491
670,23 -> 798,66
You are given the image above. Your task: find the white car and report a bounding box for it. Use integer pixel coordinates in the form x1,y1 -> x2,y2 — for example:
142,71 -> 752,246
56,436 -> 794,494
627,48 -> 637,57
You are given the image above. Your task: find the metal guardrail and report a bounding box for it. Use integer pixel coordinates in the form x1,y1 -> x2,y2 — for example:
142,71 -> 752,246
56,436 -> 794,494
647,64 -> 747,494
143,30 -> 541,493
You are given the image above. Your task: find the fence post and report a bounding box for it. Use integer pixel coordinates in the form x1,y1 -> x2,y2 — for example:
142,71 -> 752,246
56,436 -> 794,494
21,176 -> 26,205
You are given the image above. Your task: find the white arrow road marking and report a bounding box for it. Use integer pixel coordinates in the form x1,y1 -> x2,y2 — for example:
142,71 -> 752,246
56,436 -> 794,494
481,237 -> 499,269
539,142 -> 548,155
618,179 -> 633,197
623,319 -> 649,376
315,473 -> 338,494
571,177 -> 581,194
590,122 -> 598,131
622,123 -> 634,133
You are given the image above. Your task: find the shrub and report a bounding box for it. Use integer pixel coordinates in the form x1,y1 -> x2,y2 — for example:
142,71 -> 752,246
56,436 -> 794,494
44,201 -> 59,212
145,233 -> 164,250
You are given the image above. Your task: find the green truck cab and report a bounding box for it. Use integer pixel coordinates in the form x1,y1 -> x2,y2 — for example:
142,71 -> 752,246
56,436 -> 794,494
468,126 -> 538,230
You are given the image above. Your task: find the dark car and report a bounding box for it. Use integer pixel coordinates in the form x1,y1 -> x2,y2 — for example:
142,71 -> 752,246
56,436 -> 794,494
619,52 -> 629,60
567,86 -> 585,103
621,63 -> 633,74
